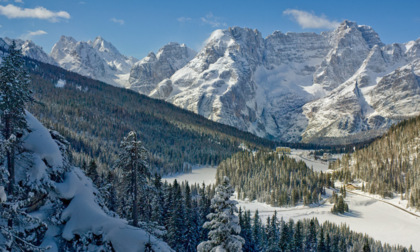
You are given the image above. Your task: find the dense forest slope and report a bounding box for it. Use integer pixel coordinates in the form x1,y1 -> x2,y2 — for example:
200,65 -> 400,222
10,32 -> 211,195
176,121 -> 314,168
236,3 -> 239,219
25,59 -> 274,174
331,115 -> 420,209
217,151 -> 332,207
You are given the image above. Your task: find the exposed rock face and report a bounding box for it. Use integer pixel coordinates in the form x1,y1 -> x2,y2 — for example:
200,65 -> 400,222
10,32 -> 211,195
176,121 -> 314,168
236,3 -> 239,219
0,37 -> 56,65
7,20 -> 420,143
144,21 -> 420,143
313,21 -> 383,91
147,27 -> 332,141
303,35 -> 420,142
50,36 -> 137,87
128,42 -> 196,94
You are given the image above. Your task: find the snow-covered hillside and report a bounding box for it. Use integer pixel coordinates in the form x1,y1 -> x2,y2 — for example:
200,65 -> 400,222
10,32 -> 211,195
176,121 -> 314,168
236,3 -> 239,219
0,112 -> 171,251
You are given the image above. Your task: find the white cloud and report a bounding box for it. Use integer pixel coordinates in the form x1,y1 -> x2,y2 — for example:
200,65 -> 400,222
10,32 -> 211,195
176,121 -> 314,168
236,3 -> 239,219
21,30 -> 47,40
0,4 -> 70,22
111,17 -> 124,25
201,12 -> 227,28
283,9 -> 339,29
177,16 -> 191,23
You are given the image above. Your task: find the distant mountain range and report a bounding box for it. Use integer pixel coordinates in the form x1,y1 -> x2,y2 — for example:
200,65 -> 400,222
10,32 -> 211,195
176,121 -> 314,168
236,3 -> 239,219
4,20 -> 420,144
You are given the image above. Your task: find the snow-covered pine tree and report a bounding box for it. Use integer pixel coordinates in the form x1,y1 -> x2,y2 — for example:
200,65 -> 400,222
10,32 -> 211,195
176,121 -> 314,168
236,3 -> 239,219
115,131 -> 150,227
0,42 -> 31,194
0,41 -> 49,251
197,176 -> 244,252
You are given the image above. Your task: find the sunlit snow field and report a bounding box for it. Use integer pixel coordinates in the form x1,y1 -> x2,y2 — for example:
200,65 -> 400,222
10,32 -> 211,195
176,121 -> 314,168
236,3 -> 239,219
164,150 -> 420,250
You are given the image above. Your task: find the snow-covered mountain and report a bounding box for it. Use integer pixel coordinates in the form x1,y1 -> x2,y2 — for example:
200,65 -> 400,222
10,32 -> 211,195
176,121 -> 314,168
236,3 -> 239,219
4,20 -> 420,143
0,112 -> 172,251
141,21 -> 420,143
303,35 -> 420,142
50,36 -> 137,87
128,42 -> 196,94
0,37 -> 56,65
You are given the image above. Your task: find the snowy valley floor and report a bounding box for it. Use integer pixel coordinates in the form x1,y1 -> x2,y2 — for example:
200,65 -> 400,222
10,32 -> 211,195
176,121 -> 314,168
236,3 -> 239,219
164,151 -> 420,251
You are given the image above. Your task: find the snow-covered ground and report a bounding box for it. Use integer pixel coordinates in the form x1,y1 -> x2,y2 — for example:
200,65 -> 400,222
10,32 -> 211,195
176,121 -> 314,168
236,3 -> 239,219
166,158 -> 420,250
15,112 -> 173,252
163,165 -> 217,185
237,192 -> 420,251
288,149 -> 329,172
287,148 -> 343,172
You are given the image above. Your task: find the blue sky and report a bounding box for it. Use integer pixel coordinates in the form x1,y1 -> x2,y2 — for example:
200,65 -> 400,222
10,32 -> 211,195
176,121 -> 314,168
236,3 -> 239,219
1,0 -> 420,59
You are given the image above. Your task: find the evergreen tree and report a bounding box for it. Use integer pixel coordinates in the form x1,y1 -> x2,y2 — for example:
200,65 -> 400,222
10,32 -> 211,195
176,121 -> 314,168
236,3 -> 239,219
252,210 -> 263,251
266,211 -> 280,251
317,227 -> 326,252
331,195 -> 349,214
0,42 -> 32,194
103,171 -> 118,212
279,217 -> 289,251
115,131 -> 150,227
184,182 -> 200,252
293,220 -> 304,252
197,176 -> 245,252
325,233 -> 331,252
198,182 -> 211,242
166,180 -> 187,251
151,174 -> 164,225
305,219 -> 317,251
240,209 -> 254,251
86,159 -> 99,185
362,239 -> 370,252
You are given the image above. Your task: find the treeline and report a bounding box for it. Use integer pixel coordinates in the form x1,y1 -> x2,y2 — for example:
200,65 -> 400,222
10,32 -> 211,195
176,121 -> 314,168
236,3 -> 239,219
23,58 -> 274,175
277,137 -> 378,154
239,211 -> 410,252
216,151 -> 333,207
331,115 -> 420,209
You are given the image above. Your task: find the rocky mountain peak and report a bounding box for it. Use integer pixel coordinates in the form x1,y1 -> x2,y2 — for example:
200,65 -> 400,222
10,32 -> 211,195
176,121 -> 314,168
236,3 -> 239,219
51,36 -> 137,87
0,37 -> 56,65
128,42 -> 196,94
55,35 -> 78,48
89,36 -> 120,56
332,20 -> 383,48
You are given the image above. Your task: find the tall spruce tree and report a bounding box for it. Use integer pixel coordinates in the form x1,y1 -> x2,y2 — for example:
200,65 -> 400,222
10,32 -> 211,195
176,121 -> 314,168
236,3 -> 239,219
197,176 -> 245,252
115,131 -> 150,227
0,42 -> 31,194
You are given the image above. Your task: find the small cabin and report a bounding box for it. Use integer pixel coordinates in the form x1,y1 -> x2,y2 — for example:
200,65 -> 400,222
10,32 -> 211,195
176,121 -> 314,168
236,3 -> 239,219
276,147 -> 291,154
